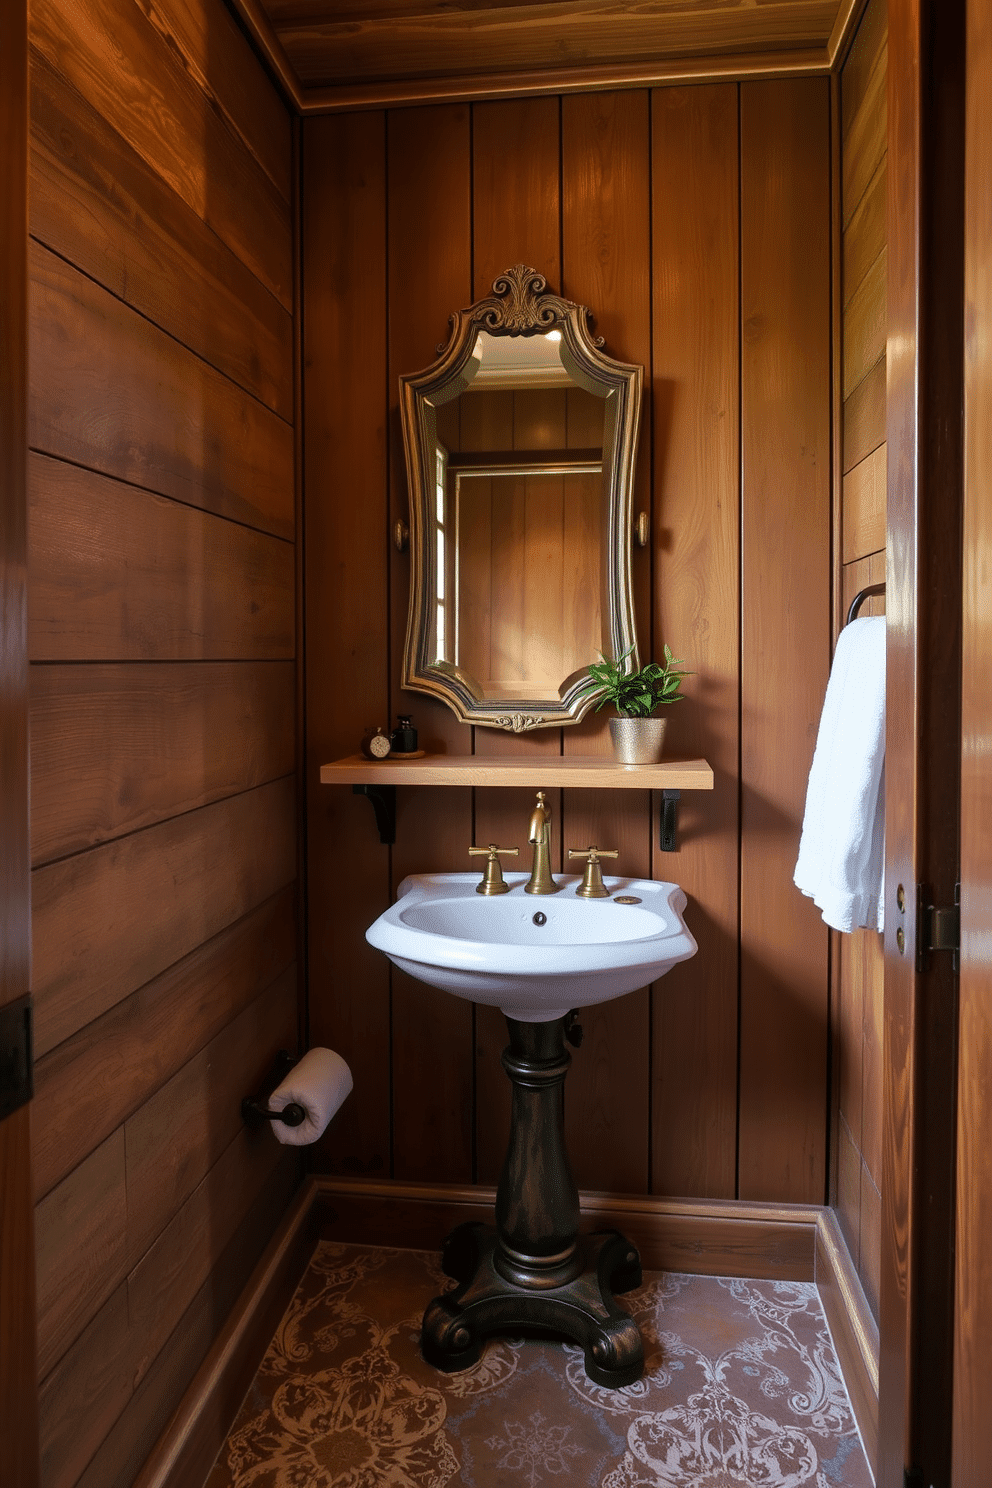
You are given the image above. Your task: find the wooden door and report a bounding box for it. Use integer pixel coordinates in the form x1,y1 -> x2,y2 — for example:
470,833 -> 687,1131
952,0 -> 992,1477
880,1 -> 965,1485
0,0 -> 40,1480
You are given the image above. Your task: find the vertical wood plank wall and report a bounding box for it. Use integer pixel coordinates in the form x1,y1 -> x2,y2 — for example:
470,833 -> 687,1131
303,79 -> 832,1206
27,1 -> 300,1482
834,0 -> 888,1322
1,0 -> 41,1479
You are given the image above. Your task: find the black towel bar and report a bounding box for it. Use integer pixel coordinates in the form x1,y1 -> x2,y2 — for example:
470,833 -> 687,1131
846,581 -> 886,626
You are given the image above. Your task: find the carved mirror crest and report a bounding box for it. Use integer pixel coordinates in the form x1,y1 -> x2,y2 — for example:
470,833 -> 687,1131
399,265 -> 642,732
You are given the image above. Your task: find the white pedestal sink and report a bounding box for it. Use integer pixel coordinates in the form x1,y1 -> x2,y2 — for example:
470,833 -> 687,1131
365,870 -> 698,1389
365,871 -> 697,1022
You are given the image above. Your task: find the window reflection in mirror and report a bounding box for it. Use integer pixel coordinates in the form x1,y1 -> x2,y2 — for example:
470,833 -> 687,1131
428,330 -> 608,701
399,267 -> 641,730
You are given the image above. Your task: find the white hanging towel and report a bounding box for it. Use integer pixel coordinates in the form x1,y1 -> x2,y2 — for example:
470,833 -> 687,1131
794,615 -> 886,933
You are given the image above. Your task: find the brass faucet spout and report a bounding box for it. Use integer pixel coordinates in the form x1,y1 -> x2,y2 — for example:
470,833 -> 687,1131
524,791 -> 562,895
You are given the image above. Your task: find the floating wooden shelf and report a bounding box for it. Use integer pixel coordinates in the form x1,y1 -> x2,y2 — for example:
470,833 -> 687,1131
320,753 -> 714,791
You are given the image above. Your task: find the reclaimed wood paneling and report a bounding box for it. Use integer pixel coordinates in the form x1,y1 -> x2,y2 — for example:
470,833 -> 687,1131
32,891 -> 296,1201
650,82 -> 741,1200
29,0 -> 292,306
834,0 -> 886,1332
32,777 -> 296,1058
29,248 -> 294,539
738,76 -> 831,1204
843,354 -> 886,472
29,457 -> 294,663
843,442 -> 887,562
386,104 -> 475,1184
36,1132 -> 128,1379
30,52 -> 293,419
302,110 -> 394,1181
273,0 -> 840,92
31,662 -> 294,863
560,88 -> 652,1195
0,0 -> 39,1477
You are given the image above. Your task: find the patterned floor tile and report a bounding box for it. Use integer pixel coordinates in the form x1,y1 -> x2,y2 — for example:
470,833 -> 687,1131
206,1243 -> 873,1488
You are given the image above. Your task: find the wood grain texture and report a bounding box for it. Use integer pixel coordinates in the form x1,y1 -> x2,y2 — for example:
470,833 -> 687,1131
881,0 -> 965,1478
302,111 -> 392,1178
273,1 -> 840,89
387,104 -> 474,1183
32,891 -> 296,1201
126,1127 -> 293,1389
128,1182 -> 318,1488
30,662 -> 295,864
29,52 -> 293,420
32,777 -> 296,1058
0,0 -> 38,1473
842,354 -> 886,472
954,0 -> 992,1472
650,82 -> 741,1200
842,442 -> 886,561
29,456 -> 295,663
738,77 -> 831,1204
560,87 -> 652,1194
314,1175 -> 821,1281
35,1130 -> 128,1379
843,246 -> 886,397
124,967 -> 298,1265
29,247 -> 294,539
815,1209 -> 879,1474
38,1160 -> 296,1488
841,0 -> 887,224
29,0 -> 293,307
843,156 -> 886,305
321,753 -> 713,788
129,0 -> 293,202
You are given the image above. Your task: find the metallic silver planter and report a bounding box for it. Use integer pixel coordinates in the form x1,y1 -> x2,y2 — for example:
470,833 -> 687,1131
609,715 -> 668,765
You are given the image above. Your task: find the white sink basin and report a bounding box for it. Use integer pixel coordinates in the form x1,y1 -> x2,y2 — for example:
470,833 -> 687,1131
366,873 -> 697,1022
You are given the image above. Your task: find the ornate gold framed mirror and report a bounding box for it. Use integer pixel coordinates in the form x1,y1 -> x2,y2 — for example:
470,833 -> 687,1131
399,266 -> 642,732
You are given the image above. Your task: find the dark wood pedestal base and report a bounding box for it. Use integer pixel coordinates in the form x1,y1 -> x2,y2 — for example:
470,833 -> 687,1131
419,1013 -> 645,1389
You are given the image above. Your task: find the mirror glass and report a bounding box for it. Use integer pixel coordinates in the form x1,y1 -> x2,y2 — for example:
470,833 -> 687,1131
399,268 -> 642,732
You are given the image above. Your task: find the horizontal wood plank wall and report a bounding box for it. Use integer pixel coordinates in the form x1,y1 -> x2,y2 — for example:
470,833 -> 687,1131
27,0 -> 300,1481
303,79 -> 833,1207
834,0 -> 887,1323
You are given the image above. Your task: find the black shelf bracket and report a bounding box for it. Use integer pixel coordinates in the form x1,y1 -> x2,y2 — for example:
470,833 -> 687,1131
353,783 -> 397,845
659,789 -> 681,853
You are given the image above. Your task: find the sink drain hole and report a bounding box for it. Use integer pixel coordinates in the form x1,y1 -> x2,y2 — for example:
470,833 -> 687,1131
532,911 -> 547,926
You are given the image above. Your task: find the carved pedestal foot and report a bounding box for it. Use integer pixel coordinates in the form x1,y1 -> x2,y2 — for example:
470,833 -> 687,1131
420,1222 -> 644,1389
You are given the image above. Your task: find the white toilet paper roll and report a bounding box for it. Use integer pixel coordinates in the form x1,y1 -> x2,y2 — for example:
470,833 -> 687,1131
268,1047 -> 353,1146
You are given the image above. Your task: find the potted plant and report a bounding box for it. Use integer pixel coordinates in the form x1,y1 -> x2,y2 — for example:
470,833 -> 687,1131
579,645 -> 691,763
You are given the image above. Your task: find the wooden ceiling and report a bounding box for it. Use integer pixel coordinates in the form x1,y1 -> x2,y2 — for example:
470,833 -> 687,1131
231,0 -> 862,111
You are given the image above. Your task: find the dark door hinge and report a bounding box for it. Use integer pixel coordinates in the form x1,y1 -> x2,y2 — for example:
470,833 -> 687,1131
916,881 -> 961,972
0,994 -> 33,1121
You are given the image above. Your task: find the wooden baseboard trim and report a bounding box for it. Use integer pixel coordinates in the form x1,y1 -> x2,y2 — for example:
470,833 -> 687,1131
132,1179 -> 321,1488
314,1177 -> 822,1281
814,1208 -> 879,1475
136,1181 -> 879,1486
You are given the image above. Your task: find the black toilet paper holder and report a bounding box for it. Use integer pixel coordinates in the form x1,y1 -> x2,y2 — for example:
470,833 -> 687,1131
242,1048 -> 307,1129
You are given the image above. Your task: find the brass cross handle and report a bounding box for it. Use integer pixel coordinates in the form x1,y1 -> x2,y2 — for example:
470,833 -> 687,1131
567,845 -> 618,899
469,843 -> 519,896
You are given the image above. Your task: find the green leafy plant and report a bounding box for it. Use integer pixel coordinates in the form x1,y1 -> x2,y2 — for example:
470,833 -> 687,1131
579,645 -> 691,717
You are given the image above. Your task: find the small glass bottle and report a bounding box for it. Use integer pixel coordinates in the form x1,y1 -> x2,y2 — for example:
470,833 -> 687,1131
391,715 -> 417,753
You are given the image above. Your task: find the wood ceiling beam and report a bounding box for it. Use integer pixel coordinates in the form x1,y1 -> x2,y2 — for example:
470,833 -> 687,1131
225,0 -> 866,114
